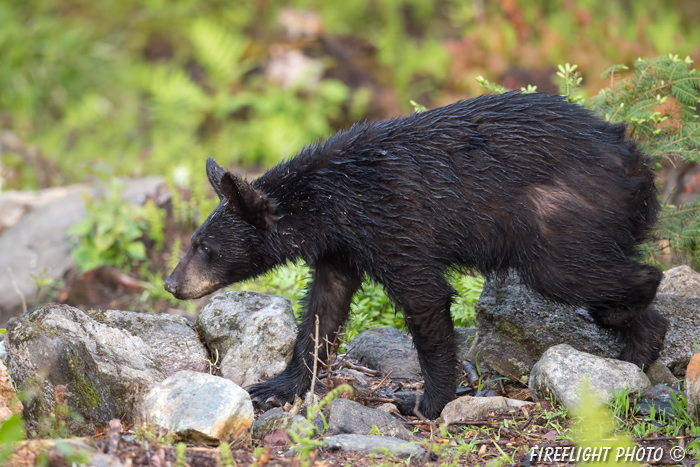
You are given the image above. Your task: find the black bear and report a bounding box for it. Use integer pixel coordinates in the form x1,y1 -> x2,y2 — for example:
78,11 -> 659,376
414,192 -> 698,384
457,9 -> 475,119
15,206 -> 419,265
164,91 -> 668,419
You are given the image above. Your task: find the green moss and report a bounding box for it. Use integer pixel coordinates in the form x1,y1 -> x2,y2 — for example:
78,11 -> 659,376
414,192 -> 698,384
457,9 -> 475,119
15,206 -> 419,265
495,320 -> 520,338
21,320 -> 60,339
66,348 -> 102,409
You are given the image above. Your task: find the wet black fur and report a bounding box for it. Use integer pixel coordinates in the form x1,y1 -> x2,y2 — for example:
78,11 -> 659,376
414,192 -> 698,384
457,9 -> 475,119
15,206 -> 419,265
165,92 -> 668,419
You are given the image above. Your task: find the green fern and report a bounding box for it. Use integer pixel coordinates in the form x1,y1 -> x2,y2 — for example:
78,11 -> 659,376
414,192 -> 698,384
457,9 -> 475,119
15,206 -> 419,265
589,54 -> 700,164
189,19 -> 251,85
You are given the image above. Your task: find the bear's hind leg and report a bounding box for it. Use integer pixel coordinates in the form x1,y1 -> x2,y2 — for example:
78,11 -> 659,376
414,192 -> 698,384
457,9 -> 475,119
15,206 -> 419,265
527,256 -> 667,369
616,304 -> 668,368
583,262 -> 667,368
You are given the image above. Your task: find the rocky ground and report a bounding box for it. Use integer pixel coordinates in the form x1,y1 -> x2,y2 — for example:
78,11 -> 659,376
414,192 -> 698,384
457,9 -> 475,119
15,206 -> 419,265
1,274 -> 699,466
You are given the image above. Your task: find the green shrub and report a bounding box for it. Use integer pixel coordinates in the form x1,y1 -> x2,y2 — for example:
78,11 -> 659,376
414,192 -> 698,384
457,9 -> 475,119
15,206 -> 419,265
67,180 -> 148,272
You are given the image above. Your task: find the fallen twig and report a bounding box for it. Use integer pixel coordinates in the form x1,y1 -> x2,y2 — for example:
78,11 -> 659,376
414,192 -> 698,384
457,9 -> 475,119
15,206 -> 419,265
343,361 -> 381,376
369,370 -> 393,395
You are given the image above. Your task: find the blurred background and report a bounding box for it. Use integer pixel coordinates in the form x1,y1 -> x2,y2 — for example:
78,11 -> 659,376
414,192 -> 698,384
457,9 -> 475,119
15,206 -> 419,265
1,0 -> 700,329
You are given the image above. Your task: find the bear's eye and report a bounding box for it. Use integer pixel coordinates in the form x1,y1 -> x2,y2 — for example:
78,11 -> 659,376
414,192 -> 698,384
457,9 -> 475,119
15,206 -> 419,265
201,244 -> 210,254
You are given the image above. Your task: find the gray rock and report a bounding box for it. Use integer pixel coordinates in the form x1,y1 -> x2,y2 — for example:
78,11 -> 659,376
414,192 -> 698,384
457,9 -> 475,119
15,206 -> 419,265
468,274 -> 625,382
0,178 -> 163,325
645,360 -> 678,387
327,398 -> 415,442
686,354 -> 700,422
195,291 -> 296,387
529,344 -> 651,412
347,327 -> 420,379
347,326 -> 475,379
5,304 -> 166,435
252,407 -> 306,439
634,384 -> 679,419
654,294 -> 700,376
658,265 -> 700,298
441,396 -> 533,424
142,370 -> 253,444
99,310 -> 209,375
322,434 -> 426,460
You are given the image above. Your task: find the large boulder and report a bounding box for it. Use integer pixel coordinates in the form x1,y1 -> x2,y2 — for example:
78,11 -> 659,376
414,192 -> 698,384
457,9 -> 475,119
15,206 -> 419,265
467,274 -> 623,382
195,291 -> 297,387
98,310 -> 209,375
469,267 -> 700,380
4,304 -> 205,435
0,178 -> 163,325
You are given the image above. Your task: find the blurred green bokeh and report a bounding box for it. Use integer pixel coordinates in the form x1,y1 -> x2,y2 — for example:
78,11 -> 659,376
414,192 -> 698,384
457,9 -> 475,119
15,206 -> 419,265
1,0 -> 699,189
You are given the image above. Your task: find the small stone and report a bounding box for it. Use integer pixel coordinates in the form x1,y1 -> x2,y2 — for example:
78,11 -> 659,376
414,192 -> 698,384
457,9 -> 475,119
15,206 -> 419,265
634,384 -> 679,419
376,403 -> 400,415
0,340 -> 6,363
322,434 -> 426,459
196,291 -> 296,387
252,407 -> 306,439
686,354 -> 700,422
658,266 -> 700,298
441,396 -> 533,424
142,370 -> 253,445
645,360 -> 678,387
529,344 -> 651,412
327,398 -> 416,442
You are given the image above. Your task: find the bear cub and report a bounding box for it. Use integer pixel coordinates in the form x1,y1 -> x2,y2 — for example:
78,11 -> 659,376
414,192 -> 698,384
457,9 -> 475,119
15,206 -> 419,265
165,91 -> 668,419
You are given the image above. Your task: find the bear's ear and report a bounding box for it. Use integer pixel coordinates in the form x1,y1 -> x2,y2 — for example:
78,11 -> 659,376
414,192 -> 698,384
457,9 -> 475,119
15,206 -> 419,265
206,158 -> 227,200
220,172 -> 277,231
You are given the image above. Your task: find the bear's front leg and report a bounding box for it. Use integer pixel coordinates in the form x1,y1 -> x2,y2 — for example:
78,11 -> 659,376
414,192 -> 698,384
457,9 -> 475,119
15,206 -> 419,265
248,258 -> 361,408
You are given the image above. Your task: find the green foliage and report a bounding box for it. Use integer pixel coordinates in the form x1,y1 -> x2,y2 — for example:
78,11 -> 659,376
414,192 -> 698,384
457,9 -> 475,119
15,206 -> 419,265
175,442 -> 187,467
143,200 -> 166,251
573,381 -> 637,467
409,100 -> 428,113
448,273 -> 484,328
219,441 -> 235,467
475,76 -> 510,95
645,198 -> 700,269
589,54 -> 700,164
235,262 -> 481,340
0,414 -> 25,464
67,180 -> 148,272
556,63 -> 584,103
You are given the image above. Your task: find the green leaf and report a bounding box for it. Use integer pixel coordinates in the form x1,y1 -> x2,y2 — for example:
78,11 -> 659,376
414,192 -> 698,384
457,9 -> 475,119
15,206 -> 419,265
0,414 -> 26,463
125,241 -> 146,260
